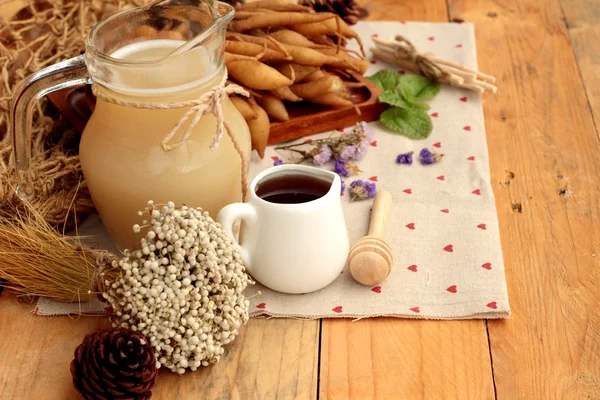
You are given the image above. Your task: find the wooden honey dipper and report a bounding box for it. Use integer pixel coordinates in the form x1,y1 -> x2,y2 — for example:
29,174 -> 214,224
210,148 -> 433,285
348,190 -> 393,286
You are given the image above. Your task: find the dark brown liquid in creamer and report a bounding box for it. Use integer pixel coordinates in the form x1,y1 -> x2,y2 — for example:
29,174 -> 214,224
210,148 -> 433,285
255,174 -> 331,204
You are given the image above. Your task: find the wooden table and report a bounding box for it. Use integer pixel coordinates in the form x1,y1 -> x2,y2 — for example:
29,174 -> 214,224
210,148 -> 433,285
2,0 -> 600,398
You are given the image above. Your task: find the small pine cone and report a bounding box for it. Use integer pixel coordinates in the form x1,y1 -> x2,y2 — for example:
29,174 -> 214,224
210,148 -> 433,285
70,328 -> 158,400
302,0 -> 369,25
220,0 -> 245,6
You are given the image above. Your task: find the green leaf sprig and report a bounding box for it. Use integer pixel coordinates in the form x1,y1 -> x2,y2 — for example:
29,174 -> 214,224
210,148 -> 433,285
367,70 -> 440,139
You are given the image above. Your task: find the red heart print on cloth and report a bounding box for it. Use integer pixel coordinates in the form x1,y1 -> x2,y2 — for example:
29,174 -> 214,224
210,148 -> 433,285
447,285 -> 458,293
467,156 -> 475,161
477,223 -> 487,230
410,307 -> 420,313
407,265 -> 418,272
369,176 -> 378,182
440,208 -> 450,213
436,175 -> 445,181
270,156 -> 279,161
403,188 -> 412,194
460,96 -> 468,102
456,43 -> 463,48
472,189 -> 481,195
370,140 -> 377,147
463,126 -> 471,131
371,286 -> 382,293
371,33 -> 378,38
482,262 -> 492,270
433,142 -> 441,148
444,244 -> 454,252
406,223 -> 415,230
487,302 -> 498,309
332,306 -> 343,313
428,36 -> 434,41
256,303 -> 266,309
431,112 -> 439,118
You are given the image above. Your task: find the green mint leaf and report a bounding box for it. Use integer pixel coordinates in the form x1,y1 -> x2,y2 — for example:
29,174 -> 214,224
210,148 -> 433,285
367,70 -> 402,93
404,96 -> 431,111
380,91 -> 430,111
414,82 -> 440,101
379,107 -> 433,139
397,74 -> 440,101
378,91 -> 411,108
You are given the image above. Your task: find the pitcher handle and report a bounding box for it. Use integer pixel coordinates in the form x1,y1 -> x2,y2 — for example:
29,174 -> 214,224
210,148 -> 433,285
217,203 -> 257,270
10,55 -> 91,187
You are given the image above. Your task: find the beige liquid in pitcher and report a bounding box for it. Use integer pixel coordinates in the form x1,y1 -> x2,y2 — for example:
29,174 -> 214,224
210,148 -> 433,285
80,40 -> 251,249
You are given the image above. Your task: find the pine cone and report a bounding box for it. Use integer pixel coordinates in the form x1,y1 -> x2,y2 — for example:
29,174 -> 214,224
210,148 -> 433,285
220,0 -> 245,6
302,0 -> 369,25
70,328 -> 158,400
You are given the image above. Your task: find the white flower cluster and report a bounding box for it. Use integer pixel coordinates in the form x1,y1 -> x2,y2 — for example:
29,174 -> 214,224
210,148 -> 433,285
103,201 -> 252,374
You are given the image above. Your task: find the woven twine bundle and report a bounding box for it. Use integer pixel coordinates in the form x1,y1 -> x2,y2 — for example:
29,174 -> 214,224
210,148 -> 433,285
0,0 -> 151,229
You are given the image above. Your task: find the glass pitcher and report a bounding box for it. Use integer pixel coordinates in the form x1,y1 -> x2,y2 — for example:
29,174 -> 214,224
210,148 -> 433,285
10,0 -> 251,250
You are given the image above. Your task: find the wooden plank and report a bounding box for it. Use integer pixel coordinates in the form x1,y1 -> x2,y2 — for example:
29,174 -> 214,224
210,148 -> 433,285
153,318 -> 319,400
319,2 -> 495,399
361,0 -> 450,22
448,0 -> 600,398
0,293 -> 110,399
561,0 -> 600,135
0,292 -> 319,399
320,319 -> 494,399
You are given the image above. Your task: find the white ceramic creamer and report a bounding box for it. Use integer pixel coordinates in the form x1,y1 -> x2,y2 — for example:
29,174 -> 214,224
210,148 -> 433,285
217,164 -> 349,294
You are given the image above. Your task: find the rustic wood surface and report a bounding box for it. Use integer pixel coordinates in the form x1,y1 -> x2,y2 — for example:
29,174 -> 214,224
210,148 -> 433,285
2,0 -> 600,399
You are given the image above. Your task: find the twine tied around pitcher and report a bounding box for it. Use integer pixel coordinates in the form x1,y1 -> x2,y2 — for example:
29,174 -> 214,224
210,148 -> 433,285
90,71 -> 250,199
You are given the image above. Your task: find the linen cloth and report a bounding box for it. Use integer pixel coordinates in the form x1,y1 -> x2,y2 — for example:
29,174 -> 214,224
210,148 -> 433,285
35,21 -> 510,319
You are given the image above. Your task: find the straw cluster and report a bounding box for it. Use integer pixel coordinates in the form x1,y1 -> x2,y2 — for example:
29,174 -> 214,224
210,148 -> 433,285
371,35 -> 497,94
0,201 -> 118,303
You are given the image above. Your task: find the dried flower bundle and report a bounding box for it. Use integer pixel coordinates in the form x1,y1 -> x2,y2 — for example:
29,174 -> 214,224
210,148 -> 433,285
274,121 -> 373,164
103,201 -> 253,374
0,201 -> 118,303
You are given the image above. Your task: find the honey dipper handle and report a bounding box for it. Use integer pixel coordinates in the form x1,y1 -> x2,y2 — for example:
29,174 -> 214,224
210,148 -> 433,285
368,190 -> 392,237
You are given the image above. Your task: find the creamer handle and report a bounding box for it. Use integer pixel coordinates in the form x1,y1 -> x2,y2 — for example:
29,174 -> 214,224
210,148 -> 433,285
217,203 -> 258,270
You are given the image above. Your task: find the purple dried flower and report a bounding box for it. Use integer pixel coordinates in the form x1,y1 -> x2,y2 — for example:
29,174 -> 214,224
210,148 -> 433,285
349,179 -> 377,201
346,162 -> 362,175
334,160 -> 361,177
365,181 -> 377,198
354,140 -> 369,161
420,148 -> 433,159
341,180 -> 346,196
312,145 -> 332,166
339,145 -> 357,161
334,159 -> 349,177
273,159 -> 284,166
396,152 -> 414,165
419,148 -> 435,165
360,121 -> 374,142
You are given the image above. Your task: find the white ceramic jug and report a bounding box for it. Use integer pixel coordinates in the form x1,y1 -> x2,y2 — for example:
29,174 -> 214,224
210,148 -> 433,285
217,164 -> 349,294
